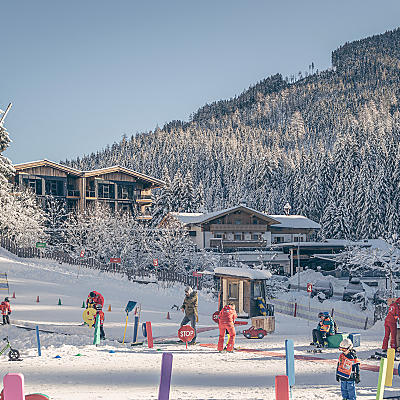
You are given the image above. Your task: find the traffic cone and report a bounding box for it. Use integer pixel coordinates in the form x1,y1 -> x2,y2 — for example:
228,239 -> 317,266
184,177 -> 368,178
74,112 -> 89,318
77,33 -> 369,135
81,301 -> 85,308
12,292 -> 15,299
166,312 -> 171,320
36,296 -> 39,303
58,298 -> 62,306
107,304 -> 111,312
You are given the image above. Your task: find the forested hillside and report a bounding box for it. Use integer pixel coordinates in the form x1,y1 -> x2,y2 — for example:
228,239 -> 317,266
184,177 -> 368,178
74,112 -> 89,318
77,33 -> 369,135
65,28 -> 400,240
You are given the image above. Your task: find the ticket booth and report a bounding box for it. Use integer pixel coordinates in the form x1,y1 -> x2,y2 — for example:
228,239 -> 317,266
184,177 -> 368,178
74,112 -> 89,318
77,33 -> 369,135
214,267 -> 272,318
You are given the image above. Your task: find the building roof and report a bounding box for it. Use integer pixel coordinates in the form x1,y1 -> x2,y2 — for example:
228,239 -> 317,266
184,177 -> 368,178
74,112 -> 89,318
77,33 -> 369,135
167,206 -> 320,230
214,267 -> 272,280
168,205 -> 280,225
268,215 -> 321,229
14,159 -> 82,176
13,160 -> 164,187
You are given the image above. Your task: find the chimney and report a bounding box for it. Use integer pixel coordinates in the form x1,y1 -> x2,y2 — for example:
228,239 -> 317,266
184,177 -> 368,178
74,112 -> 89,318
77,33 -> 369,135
283,202 -> 291,216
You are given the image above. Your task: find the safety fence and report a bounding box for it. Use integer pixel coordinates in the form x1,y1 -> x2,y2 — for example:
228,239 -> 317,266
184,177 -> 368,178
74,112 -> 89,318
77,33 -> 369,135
0,236 -> 201,290
269,298 -> 373,330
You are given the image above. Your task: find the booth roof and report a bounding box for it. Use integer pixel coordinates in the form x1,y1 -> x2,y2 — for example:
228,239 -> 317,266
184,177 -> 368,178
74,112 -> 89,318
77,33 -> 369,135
214,267 -> 272,280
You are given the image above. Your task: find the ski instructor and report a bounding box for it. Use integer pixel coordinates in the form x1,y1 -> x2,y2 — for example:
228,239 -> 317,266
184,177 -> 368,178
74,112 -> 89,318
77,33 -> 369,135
382,297 -> 400,352
180,286 -> 198,345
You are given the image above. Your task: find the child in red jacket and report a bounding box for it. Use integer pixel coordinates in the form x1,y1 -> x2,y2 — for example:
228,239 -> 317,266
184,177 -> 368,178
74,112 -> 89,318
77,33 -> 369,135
217,302 -> 237,352
1,297 -> 11,325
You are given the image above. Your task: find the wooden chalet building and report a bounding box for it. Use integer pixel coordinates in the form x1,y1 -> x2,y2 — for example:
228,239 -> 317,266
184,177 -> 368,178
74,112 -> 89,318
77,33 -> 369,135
11,160 -> 164,219
161,205 -> 321,250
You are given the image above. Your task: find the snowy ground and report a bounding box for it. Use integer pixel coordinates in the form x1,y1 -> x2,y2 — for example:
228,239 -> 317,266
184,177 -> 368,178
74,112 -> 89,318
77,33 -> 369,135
0,248 -> 399,399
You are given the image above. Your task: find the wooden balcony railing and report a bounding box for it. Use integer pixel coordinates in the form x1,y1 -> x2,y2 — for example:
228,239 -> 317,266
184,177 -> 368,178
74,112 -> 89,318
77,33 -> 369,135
210,224 -> 267,232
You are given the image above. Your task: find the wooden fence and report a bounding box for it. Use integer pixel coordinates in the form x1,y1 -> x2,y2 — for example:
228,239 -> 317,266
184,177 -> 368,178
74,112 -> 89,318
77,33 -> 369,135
0,236 -> 202,289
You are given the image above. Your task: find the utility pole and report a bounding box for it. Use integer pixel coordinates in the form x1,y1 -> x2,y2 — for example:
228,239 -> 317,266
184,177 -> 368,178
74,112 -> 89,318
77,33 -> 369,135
0,103 -> 12,127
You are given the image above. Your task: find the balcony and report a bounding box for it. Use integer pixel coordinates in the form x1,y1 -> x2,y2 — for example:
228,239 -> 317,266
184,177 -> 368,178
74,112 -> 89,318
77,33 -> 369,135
67,189 -> 80,197
210,224 -> 267,232
210,239 -> 264,248
136,196 -> 152,204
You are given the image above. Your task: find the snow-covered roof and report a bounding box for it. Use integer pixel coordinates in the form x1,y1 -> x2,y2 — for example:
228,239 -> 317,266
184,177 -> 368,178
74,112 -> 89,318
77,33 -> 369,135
169,206 -> 279,225
268,215 -> 321,229
214,267 -> 272,280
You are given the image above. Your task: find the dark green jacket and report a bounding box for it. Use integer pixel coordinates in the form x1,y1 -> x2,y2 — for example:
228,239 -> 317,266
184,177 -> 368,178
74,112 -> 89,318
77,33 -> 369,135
182,291 -> 198,317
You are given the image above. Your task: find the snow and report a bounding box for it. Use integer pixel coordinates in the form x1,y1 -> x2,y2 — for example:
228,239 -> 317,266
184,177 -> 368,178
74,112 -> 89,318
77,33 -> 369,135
269,215 -> 321,229
0,247 -> 399,399
214,266 -> 272,280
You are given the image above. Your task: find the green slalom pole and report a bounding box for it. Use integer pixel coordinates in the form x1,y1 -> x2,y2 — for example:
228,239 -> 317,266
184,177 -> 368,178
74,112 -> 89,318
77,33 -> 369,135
93,314 -> 101,346
376,357 -> 387,400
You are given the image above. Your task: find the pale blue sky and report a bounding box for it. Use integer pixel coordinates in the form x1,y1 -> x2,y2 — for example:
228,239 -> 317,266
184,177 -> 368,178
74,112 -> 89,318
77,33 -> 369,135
1,1 -> 400,163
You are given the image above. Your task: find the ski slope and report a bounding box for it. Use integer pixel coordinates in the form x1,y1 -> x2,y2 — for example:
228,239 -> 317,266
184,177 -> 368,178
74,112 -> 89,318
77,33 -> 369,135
0,248 -> 399,399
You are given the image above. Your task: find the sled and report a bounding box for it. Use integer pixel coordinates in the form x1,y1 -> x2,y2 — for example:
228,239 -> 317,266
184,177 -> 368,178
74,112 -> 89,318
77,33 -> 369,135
1,389 -> 49,399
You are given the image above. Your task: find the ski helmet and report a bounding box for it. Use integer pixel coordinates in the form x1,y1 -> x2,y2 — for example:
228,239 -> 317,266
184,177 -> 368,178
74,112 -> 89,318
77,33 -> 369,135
185,286 -> 193,295
339,338 -> 353,350
4,297 -> 9,302
318,312 -> 324,318
89,292 -> 95,298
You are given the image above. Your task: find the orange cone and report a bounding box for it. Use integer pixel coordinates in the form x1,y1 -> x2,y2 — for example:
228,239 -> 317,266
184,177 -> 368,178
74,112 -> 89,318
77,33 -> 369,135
107,304 -> 111,312
12,292 -> 15,299
36,296 -> 39,303
166,312 -> 171,320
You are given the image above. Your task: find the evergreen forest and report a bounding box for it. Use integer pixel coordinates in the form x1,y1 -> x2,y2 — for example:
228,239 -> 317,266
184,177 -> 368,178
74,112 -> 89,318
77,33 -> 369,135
65,28 -> 400,240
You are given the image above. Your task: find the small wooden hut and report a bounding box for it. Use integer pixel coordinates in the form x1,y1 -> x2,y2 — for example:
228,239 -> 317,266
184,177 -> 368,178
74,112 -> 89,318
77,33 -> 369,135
214,267 -> 272,318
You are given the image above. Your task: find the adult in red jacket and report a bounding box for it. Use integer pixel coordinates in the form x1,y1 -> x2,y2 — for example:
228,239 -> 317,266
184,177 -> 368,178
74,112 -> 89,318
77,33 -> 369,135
382,298 -> 400,351
217,302 -> 237,352
86,291 -> 104,309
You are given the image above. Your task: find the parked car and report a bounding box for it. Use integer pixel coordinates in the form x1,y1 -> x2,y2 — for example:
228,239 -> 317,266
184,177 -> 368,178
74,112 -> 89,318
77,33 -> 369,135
343,278 -> 365,301
311,280 -> 334,299
243,326 -> 268,339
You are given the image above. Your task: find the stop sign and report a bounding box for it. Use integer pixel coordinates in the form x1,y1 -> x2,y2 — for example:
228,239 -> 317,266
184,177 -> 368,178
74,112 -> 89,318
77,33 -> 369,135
178,325 -> 195,348
212,311 -> 220,324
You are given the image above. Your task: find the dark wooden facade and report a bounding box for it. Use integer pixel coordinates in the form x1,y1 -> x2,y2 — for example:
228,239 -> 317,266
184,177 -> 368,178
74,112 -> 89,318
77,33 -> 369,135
12,160 -> 164,218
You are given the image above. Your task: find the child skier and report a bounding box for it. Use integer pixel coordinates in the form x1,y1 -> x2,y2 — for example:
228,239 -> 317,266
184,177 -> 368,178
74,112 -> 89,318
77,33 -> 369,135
95,304 -> 105,340
336,338 -> 360,400
311,312 -> 334,347
1,297 -> 11,325
86,291 -> 104,309
382,297 -> 400,352
217,302 -> 237,352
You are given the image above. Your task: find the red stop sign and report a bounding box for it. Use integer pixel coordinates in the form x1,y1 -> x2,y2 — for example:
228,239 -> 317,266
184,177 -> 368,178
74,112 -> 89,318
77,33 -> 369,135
178,325 -> 195,346
212,311 -> 220,324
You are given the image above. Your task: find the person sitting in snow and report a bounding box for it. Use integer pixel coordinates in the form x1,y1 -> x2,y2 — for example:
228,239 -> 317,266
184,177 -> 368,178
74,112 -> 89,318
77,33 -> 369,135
180,286 -> 198,345
86,291 -> 104,310
336,338 -> 360,400
0,297 -> 11,325
217,302 -> 237,352
311,312 -> 334,347
95,304 -> 106,340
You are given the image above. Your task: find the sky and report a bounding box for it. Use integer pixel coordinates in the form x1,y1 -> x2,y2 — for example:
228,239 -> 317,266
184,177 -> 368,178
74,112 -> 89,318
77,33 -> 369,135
1,0 -> 400,164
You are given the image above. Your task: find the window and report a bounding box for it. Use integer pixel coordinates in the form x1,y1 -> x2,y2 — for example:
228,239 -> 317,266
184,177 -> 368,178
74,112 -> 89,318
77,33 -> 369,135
252,218 -> 258,225
189,231 -> 197,237
273,236 -> 285,244
234,219 -> 241,225
294,236 -> 304,242
253,282 -> 262,298
252,233 -> 261,240
121,187 -> 129,199
228,282 -> 238,299
234,234 -> 242,241
214,234 -> 223,238
215,219 -> 222,224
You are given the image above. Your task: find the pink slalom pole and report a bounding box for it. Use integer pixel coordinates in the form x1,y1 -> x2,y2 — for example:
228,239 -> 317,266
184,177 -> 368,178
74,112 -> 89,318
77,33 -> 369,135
3,373 -> 25,400
158,352 -> 173,400
275,375 -> 290,400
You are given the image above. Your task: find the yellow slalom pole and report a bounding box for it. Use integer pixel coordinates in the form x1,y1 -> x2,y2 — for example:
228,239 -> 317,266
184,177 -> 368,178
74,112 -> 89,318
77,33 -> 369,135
122,314 -> 129,344
385,348 -> 395,386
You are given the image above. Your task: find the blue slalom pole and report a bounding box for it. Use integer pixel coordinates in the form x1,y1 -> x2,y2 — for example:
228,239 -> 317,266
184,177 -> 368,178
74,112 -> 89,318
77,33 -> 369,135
133,315 -> 139,343
36,325 -> 41,356
285,339 -> 295,399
